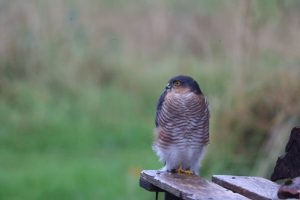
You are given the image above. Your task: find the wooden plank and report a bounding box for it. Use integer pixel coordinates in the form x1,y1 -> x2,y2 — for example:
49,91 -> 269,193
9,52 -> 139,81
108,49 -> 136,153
140,170 -> 249,200
139,175 -> 164,192
212,175 -> 279,200
277,177 -> 300,199
140,175 -> 182,200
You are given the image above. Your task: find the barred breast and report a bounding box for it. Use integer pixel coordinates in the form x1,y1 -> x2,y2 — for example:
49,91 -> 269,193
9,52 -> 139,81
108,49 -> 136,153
155,91 -> 209,150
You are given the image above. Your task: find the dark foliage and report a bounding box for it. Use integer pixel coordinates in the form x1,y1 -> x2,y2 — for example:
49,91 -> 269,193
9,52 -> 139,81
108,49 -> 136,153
271,127 -> 300,181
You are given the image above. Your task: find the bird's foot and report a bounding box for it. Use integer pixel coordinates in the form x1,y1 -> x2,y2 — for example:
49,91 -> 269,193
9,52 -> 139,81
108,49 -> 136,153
177,167 -> 194,175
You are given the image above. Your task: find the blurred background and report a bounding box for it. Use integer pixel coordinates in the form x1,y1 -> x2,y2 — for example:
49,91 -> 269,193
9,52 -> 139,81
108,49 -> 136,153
1,0 -> 300,199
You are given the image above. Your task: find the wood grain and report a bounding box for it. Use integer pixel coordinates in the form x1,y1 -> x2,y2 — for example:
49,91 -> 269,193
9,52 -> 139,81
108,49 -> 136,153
140,170 -> 248,200
212,175 -> 279,200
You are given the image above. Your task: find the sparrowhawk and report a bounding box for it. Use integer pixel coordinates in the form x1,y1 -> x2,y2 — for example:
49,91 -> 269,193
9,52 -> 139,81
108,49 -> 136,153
153,75 -> 209,175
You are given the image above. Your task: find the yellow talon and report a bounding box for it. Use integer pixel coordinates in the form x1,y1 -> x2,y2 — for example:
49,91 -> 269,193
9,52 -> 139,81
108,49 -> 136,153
177,167 -> 194,175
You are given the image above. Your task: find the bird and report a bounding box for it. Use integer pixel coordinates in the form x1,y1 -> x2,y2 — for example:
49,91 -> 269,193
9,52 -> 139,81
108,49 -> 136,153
153,75 -> 209,175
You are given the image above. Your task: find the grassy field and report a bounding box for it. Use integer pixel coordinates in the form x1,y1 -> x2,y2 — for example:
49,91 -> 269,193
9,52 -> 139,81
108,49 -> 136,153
1,0 -> 300,199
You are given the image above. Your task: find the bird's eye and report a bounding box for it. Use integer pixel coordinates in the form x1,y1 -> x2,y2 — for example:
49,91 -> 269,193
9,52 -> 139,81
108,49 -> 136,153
173,80 -> 181,86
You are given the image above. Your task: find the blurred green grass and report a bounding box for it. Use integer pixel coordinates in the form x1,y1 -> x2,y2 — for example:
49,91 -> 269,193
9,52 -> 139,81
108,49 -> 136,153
1,0 -> 300,199
0,83 -> 159,200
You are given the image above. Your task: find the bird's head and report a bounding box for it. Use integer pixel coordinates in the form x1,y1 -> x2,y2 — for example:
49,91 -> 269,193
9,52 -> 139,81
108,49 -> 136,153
165,75 -> 202,95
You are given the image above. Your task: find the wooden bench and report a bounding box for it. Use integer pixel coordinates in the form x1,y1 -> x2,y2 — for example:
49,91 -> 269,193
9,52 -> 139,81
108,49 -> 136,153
140,170 -> 279,200
140,127 -> 300,199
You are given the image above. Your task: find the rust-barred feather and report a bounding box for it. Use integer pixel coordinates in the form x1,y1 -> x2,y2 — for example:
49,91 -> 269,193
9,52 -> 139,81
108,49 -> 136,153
154,91 -> 209,150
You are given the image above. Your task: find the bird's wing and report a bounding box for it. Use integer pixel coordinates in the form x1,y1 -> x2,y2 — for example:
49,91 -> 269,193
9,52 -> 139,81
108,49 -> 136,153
155,90 -> 167,127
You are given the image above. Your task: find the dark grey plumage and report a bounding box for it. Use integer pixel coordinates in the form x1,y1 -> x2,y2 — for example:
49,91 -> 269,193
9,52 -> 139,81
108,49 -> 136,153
153,75 -> 209,175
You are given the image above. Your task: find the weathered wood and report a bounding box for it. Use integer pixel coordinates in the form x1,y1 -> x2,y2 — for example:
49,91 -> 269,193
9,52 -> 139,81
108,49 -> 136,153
140,170 -> 249,200
212,175 -> 279,200
139,176 -> 164,192
277,177 -> 300,199
140,172 -> 181,200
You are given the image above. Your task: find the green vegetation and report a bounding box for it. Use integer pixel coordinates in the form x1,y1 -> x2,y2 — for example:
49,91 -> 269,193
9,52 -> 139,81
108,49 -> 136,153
1,0 -> 300,199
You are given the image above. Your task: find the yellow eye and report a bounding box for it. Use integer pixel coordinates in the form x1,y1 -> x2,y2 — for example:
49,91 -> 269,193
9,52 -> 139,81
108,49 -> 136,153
173,80 -> 181,87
